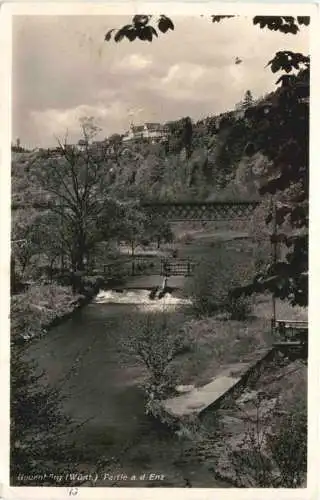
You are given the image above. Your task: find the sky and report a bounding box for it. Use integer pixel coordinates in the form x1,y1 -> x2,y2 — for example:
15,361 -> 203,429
12,15 -> 309,149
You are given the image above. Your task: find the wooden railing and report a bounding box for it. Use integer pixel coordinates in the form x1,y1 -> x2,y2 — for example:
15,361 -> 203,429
160,258 -> 195,277
96,257 -> 196,278
272,319 -> 308,343
101,258 -> 159,277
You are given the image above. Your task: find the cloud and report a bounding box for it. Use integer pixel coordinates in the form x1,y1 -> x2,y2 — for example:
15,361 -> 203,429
30,100 -> 133,144
12,15 -> 309,148
113,53 -> 153,72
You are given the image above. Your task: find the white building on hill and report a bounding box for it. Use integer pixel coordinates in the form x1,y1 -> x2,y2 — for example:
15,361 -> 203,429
123,122 -> 168,143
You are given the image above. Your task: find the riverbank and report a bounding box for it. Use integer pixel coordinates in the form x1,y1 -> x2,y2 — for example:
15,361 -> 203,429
11,282 -> 98,344
11,226 -> 308,488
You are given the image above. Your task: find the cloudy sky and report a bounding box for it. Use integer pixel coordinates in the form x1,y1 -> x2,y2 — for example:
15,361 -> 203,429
12,15 -> 309,149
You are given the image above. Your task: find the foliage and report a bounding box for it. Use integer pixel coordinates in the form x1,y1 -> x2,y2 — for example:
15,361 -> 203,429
11,284 -> 79,342
10,283 -> 85,484
145,214 -> 173,248
105,15 -> 174,43
266,400 -> 307,487
242,90 -> 254,109
105,15 -> 309,43
230,393 -> 307,487
11,210 -> 41,281
188,242 -> 254,318
235,52 -> 309,307
117,202 -> 149,254
31,118 -> 124,280
225,294 -> 253,321
182,117 -> 193,159
121,313 -> 191,404
248,196 -> 274,273
11,341 -> 72,484
12,112 -> 263,211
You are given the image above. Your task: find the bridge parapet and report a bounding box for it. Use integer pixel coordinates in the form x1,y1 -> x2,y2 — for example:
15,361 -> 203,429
12,199 -> 260,221
141,200 -> 260,221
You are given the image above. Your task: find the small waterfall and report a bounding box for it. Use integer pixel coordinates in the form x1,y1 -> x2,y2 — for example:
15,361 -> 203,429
94,289 -> 192,311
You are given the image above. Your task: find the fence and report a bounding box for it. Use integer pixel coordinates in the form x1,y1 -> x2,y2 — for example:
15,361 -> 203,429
272,319 -> 308,343
160,258 -> 195,277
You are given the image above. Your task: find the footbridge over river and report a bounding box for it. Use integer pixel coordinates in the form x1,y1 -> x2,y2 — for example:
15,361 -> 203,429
101,257 -> 195,278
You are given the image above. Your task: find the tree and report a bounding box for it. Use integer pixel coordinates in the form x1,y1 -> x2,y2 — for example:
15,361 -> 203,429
10,299 -> 71,483
117,203 -> 150,274
187,241 -> 254,318
105,15 -> 309,307
33,117 -> 122,284
33,210 -> 74,281
182,116 -> 193,159
242,90 -> 254,109
146,214 -> 173,249
238,51 -> 309,307
120,313 -> 190,409
11,210 -> 40,281
107,133 -> 123,168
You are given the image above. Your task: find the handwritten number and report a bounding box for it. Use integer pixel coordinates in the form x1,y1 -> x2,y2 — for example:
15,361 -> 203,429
69,488 -> 79,496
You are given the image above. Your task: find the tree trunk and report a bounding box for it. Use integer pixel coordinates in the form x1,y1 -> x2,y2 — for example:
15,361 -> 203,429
75,237 -> 85,273
131,242 -> 135,276
49,257 -> 56,283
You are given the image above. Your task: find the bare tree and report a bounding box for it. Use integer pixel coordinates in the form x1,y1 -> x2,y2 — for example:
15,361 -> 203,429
33,117 -> 122,282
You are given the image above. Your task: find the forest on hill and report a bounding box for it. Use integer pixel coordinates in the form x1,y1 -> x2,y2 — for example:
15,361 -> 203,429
12,91 -> 267,208
9,90 -> 277,290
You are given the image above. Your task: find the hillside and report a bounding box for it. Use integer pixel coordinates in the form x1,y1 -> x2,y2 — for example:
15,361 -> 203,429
11,102 -> 270,207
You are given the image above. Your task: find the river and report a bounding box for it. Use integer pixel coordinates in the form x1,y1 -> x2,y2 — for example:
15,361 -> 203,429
25,290 -> 231,487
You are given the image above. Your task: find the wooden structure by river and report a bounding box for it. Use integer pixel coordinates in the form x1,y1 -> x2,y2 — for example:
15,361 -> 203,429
101,257 -> 195,278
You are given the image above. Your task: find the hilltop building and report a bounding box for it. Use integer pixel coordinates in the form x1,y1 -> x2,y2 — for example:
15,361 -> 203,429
122,122 -> 169,143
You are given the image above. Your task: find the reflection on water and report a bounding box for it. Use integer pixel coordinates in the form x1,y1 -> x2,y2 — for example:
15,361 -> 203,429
94,289 -> 192,311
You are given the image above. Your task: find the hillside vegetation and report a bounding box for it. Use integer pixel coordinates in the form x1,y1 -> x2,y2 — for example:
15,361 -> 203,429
12,98 -> 268,207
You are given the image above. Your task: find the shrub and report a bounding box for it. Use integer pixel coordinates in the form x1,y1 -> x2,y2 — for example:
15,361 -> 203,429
188,242 -> 254,318
11,285 -> 80,342
11,342 -> 71,484
225,293 -> 253,320
82,275 -> 105,290
10,285 -> 96,485
267,401 -> 307,487
120,313 -> 191,412
230,393 -> 307,487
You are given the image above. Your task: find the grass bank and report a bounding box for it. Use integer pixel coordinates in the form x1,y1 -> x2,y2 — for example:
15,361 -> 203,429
11,282 -> 100,344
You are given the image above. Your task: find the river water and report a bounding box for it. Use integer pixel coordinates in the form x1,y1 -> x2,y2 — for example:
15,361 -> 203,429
25,290 -> 230,487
